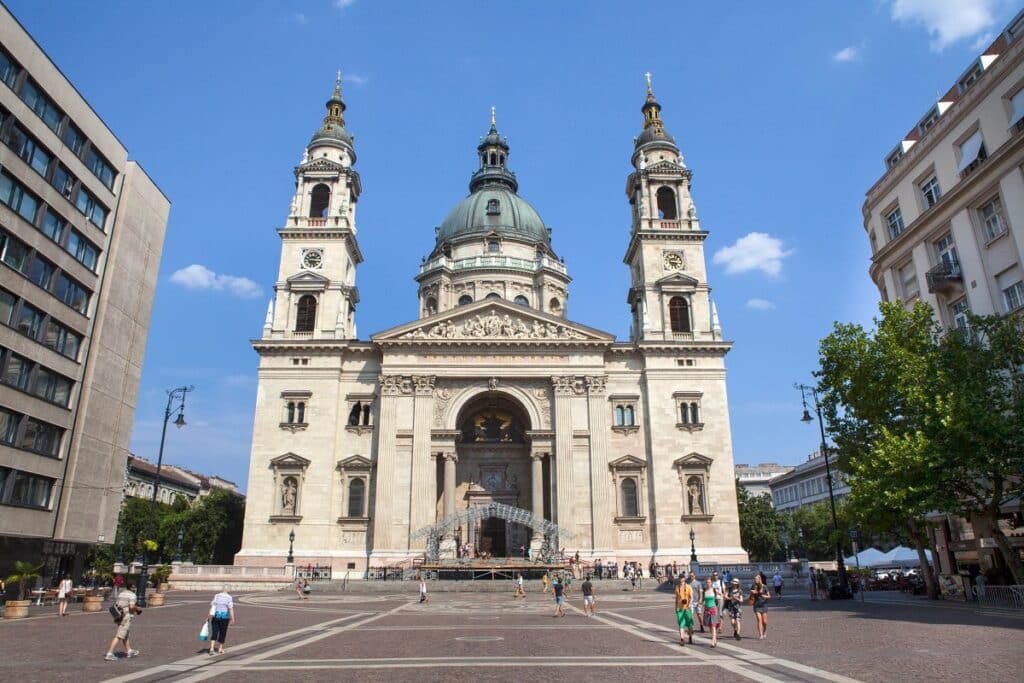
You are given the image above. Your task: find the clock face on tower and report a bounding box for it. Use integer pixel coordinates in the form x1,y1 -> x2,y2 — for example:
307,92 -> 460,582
664,252 -> 684,271
302,249 -> 323,270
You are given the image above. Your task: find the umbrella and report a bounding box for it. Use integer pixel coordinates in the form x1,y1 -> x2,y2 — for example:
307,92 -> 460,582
872,546 -> 932,567
844,547 -> 887,567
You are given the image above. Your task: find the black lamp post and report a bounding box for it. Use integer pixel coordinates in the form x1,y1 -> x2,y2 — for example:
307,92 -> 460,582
287,529 -> 295,564
689,527 -> 698,563
174,526 -> 184,563
796,383 -> 851,599
136,385 -> 193,607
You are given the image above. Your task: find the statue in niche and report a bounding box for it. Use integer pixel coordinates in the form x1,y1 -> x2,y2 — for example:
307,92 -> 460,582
281,477 -> 298,514
687,476 -> 704,515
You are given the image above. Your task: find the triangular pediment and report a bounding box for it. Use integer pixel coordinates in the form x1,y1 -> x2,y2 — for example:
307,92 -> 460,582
299,157 -> 344,174
655,272 -> 700,288
336,455 -> 372,471
646,160 -> 686,174
673,452 -> 713,470
270,452 -> 311,469
609,455 -> 647,470
286,271 -> 331,292
372,300 -> 616,344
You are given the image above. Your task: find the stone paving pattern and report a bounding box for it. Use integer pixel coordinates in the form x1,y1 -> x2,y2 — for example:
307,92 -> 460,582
1,584 -> 1021,682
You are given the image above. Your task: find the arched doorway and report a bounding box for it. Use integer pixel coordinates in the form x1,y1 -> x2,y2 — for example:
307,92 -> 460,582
446,393 -> 540,557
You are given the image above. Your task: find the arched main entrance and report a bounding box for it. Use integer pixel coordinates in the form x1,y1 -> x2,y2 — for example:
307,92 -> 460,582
437,393 -> 547,557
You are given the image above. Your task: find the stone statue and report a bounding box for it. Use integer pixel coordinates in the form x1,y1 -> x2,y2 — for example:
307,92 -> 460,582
687,477 -> 704,515
638,152 -> 646,170
282,478 -> 297,514
688,204 -> 697,219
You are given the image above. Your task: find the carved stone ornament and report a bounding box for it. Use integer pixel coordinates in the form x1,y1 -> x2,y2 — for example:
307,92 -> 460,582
552,375 -> 585,396
400,312 -> 587,341
585,375 -> 608,395
413,375 -> 436,395
379,374 -> 413,396
488,377 -> 499,390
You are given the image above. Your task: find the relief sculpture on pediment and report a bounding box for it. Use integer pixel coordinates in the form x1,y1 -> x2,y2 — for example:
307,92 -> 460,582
400,311 -> 586,340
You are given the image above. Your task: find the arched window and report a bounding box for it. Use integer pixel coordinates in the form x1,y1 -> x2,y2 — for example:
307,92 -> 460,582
514,295 -> 529,307
656,187 -> 678,220
486,199 -> 500,215
489,152 -> 497,165
690,402 -> 700,424
549,298 -> 561,313
295,295 -> 317,332
621,478 -> 639,517
425,297 -> 437,315
347,478 -> 365,517
458,295 -> 473,306
309,184 -> 330,218
485,293 -> 501,300
348,402 -> 362,426
361,404 -> 371,425
669,296 -> 690,333
614,406 -> 625,426
624,405 -> 635,426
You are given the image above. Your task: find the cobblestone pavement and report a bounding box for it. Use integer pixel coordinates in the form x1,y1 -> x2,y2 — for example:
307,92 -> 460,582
1,585 -> 1021,682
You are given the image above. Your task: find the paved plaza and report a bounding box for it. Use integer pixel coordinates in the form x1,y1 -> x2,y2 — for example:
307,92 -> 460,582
1,584 -> 1021,682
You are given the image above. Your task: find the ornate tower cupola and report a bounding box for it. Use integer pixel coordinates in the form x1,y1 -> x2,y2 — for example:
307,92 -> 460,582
470,108 -> 518,193
624,74 -> 717,343
265,72 -> 363,342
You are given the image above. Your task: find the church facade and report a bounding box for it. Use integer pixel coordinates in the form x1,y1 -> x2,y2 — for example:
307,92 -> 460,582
236,75 -> 747,573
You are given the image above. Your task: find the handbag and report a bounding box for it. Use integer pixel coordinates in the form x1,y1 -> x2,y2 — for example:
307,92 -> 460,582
109,604 -> 125,623
747,592 -> 757,606
199,621 -> 210,642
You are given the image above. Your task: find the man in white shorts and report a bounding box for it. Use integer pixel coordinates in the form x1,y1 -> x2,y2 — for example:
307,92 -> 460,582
581,575 -> 596,616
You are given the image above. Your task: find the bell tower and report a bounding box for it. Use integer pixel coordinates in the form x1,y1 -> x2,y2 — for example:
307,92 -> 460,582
264,72 -> 363,341
624,74 -> 720,343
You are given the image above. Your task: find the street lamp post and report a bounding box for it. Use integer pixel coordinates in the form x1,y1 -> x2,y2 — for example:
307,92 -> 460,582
796,383 -> 851,599
136,385 -> 193,607
689,527 -> 698,564
174,526 -> 184,563
287,529 -> 295,564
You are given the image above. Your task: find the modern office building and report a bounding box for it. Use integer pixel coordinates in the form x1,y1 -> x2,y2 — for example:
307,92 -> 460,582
768,451 -> 849,513
734,462 -> 793,500
0,5 -> 170,580
861,9 -> 1024,580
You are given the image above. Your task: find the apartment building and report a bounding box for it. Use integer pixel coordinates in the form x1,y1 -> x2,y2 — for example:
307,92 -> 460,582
734,462 -> 793,500
768,451 -> 849,513
0,4 -> 169,580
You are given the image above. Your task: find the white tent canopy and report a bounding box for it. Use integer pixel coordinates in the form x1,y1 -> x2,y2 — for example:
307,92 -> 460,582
844,547 -> 887,567
872,545 -> 932,567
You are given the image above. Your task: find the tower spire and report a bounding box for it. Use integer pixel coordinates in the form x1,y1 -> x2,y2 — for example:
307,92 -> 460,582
322,71 -> 346,130
490,106 -> 496,130
334,68 -> 342,97
644,71 -> 653,98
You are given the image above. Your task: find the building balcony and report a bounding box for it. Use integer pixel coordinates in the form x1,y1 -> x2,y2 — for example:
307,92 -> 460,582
926,261 -> 962,293
288,216 -> 350,229
419,254 -> 568,276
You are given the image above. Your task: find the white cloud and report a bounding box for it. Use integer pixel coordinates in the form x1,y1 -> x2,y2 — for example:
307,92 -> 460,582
169,264 -> 263,299
832,46 -> 860,63
345,73 -> 368,86
334,0 -> 356,8
712,232 -> 793,277
890,0 -> 1005,52
746,298 -> 776,310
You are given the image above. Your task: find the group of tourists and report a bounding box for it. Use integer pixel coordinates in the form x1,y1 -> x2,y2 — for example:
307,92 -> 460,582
674,570 -> 772,648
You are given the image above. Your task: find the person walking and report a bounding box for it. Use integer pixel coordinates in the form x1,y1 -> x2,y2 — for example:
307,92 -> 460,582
772,571 -> 784,599
418,574 -> 429,604
711,571 -> 724,613
104,581 -> 142,661
725,578 -> 744,640
750,574 -> 771,640
581,575 -> 596,616
687,571 -> 705,633
674,575 -> 695,645
807,571 -> 817,600
207,586 -> 235,655
514,573 -> 526,599
57,573 -> 73,617
552,577 -> 566,617
542,572 -> 550,594
595,559 -> 603,580
703,577 -> 721,648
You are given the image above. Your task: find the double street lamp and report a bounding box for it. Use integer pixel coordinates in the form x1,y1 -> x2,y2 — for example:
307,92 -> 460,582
136,385 -> 193,607
796,383 -> 851,599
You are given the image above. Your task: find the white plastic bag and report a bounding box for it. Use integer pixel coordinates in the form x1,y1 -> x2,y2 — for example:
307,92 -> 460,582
199,621 -> 210,641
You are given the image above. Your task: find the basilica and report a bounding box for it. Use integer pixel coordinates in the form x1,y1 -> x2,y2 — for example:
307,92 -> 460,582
236,74 -> 747,573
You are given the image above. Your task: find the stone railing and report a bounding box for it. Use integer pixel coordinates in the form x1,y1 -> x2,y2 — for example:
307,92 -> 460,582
173,565 -> 287,577
419,254 -> 568,276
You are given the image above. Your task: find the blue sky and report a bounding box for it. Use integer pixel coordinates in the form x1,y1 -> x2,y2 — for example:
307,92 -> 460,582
8,0 -> 1020,490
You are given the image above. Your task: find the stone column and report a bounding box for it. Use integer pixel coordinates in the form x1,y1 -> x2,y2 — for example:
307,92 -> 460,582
371,375 -> 405,554
408,375 -> 435,546
551,376 -> 579,542
586,375 -> 614,555
442,452 -> 458,518
530,453 -> 546,540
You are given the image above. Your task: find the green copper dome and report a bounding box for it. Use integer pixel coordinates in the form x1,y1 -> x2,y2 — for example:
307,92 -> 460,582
437,187 -> 549,243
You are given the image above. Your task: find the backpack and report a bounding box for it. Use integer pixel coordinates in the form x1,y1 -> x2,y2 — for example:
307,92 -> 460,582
109,603 -> 125,623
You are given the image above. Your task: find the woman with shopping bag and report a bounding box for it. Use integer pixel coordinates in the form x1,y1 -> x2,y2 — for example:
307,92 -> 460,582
206,586 -> 235,655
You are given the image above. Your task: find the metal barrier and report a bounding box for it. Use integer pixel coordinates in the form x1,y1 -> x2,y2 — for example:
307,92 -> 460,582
975,585 -> 1024,609
294,565 -> 332,582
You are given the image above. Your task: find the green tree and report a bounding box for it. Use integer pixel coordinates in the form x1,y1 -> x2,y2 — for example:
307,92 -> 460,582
736,480 -> 783,561
786,500 -> 851,561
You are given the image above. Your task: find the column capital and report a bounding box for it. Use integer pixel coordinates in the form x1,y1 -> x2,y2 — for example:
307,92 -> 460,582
551,375 -> 584,396
585,375 -> 608,395
379,374 -> 413,396
442,451 -> 459,463
412,375 -> 436,396
530,452 -> 548,462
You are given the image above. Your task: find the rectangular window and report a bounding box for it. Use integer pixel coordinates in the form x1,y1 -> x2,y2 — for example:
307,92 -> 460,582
956,131 -> 987,175
0,172 -> 40,224
75,189 -> 107,229
934,234 -> 958,267
20,80 -> 62,132
958,62 -> 983,92
19,417 -> 62,457
6,470 -> 53,508
31,366 -> 71,406
42,319 -> 81,360
55,273 -> 90,314
0,289 -> 14,325
66,230 -> 98,271
1,231 -> 30,274
921,176 -> 941,209
27,255 -> 54,290
1003,280 -> 1024,312
980,197 -> 1008,242
1009,88 -> 1024,129
0,407 -> 19,444
949,298 -> 971,331
885,207 -> 905,239
899,262 -> 919,300
0,48 -> 19,89
61,123 -> 85,156
14,301 -> 44,339
10,125 -> 52,176
2,353 -> 32,391
50,164 -> 75,200
84,146 -> 115,189
918,108 -> 940,135
42,210 -> 66,244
